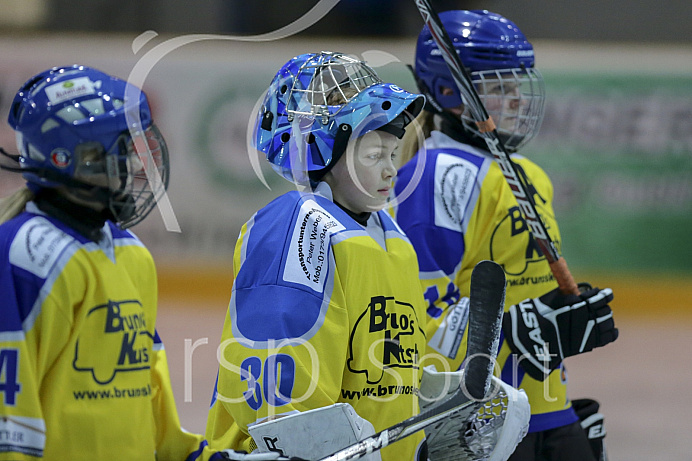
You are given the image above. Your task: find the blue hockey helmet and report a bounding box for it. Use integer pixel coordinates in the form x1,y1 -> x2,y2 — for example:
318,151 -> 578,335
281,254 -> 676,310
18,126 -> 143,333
415,10 -> 545,152
6,65 -> 169,228
415,9 -> 535,109
253,51 -> 425,184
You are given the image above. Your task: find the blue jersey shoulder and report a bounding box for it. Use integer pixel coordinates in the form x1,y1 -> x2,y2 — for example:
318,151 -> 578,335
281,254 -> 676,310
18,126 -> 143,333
230,191 -> 356,346
0,211 -> 78,333
394,136 -> 490,275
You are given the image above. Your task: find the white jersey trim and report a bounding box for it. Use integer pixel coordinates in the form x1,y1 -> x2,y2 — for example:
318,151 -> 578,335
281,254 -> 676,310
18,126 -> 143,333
0,415 -> 46,457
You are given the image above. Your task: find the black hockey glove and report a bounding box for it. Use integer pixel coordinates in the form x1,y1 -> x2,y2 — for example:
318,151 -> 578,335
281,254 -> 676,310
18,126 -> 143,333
503,284 -> 618,381
573,398 -> 609,461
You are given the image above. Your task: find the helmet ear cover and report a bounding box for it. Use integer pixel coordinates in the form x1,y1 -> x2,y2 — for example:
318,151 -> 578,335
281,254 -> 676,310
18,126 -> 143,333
308,123 -> 352,184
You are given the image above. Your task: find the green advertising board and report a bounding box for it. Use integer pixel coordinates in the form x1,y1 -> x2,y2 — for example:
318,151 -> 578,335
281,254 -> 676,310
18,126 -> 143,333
532,73 -> 692,274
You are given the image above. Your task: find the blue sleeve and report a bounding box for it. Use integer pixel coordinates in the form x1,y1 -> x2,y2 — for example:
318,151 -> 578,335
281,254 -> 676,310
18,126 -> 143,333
0,214 -> 57,333
228,193 -> 349,347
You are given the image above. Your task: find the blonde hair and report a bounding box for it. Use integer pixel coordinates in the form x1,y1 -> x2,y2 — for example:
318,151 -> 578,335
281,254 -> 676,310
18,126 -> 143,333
0,187 -> 33,225
396,110 -> 435,169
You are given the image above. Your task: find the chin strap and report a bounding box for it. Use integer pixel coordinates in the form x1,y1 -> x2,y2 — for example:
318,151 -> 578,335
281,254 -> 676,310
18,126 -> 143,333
1,146 -> 135,227
0,147 -> 20,164
1,146 -> 110,196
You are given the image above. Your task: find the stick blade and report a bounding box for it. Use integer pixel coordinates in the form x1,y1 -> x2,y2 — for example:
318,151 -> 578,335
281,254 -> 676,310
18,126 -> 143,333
464,260 -> 506,400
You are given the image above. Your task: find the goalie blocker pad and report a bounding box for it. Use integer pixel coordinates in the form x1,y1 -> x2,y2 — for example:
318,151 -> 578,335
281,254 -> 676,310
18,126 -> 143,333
419,366 -> 530,461
248,403 -> 380,461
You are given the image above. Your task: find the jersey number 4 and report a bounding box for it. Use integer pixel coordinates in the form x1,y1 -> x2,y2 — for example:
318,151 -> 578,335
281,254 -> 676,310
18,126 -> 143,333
0,349 -> 21,405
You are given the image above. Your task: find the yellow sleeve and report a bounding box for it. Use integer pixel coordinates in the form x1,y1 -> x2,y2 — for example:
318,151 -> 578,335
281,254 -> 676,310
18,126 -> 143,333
0,270 -> 75,460
0,335 -> 45,461
151,333 -> 207,460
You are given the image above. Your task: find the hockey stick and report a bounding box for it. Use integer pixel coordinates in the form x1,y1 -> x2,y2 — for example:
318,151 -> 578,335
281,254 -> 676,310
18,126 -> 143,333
412,0 -> 579,295
318,260 -> 505,461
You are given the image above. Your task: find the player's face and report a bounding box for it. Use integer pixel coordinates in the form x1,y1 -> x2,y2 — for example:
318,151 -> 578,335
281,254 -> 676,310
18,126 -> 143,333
324,130 -> 399,214
440,80 -> 526,133
478,79 -> 525,132
58,143 -> 113,211
61,138 -> 143,212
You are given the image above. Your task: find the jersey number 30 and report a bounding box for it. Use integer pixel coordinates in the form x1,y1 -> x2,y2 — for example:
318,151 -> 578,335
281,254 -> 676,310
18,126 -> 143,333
241,354 -> 295,411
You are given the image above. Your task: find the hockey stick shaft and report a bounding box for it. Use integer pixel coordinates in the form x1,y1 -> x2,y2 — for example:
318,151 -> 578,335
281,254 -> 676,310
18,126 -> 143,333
413,0 -> 579,295
318,397 -> 479,461
463,260 -> 505,400
318,261 -> 506,461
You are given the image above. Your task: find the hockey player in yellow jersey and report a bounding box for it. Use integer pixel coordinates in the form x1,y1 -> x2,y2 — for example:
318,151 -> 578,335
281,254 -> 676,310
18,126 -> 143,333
0,65 -> 275,461
392,10 -> 619,461
204,52 -> 431,461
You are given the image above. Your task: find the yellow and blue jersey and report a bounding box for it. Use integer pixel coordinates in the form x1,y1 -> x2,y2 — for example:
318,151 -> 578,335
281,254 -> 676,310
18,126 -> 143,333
205,184 -> 428,461
0,203 -> 205,460
393,130 -> 579,433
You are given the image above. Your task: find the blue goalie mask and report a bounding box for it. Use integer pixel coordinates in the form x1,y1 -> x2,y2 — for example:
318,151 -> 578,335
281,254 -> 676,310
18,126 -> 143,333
253,51 -> 425,184
6,65 -> 169,228
415,10 -> 545,152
